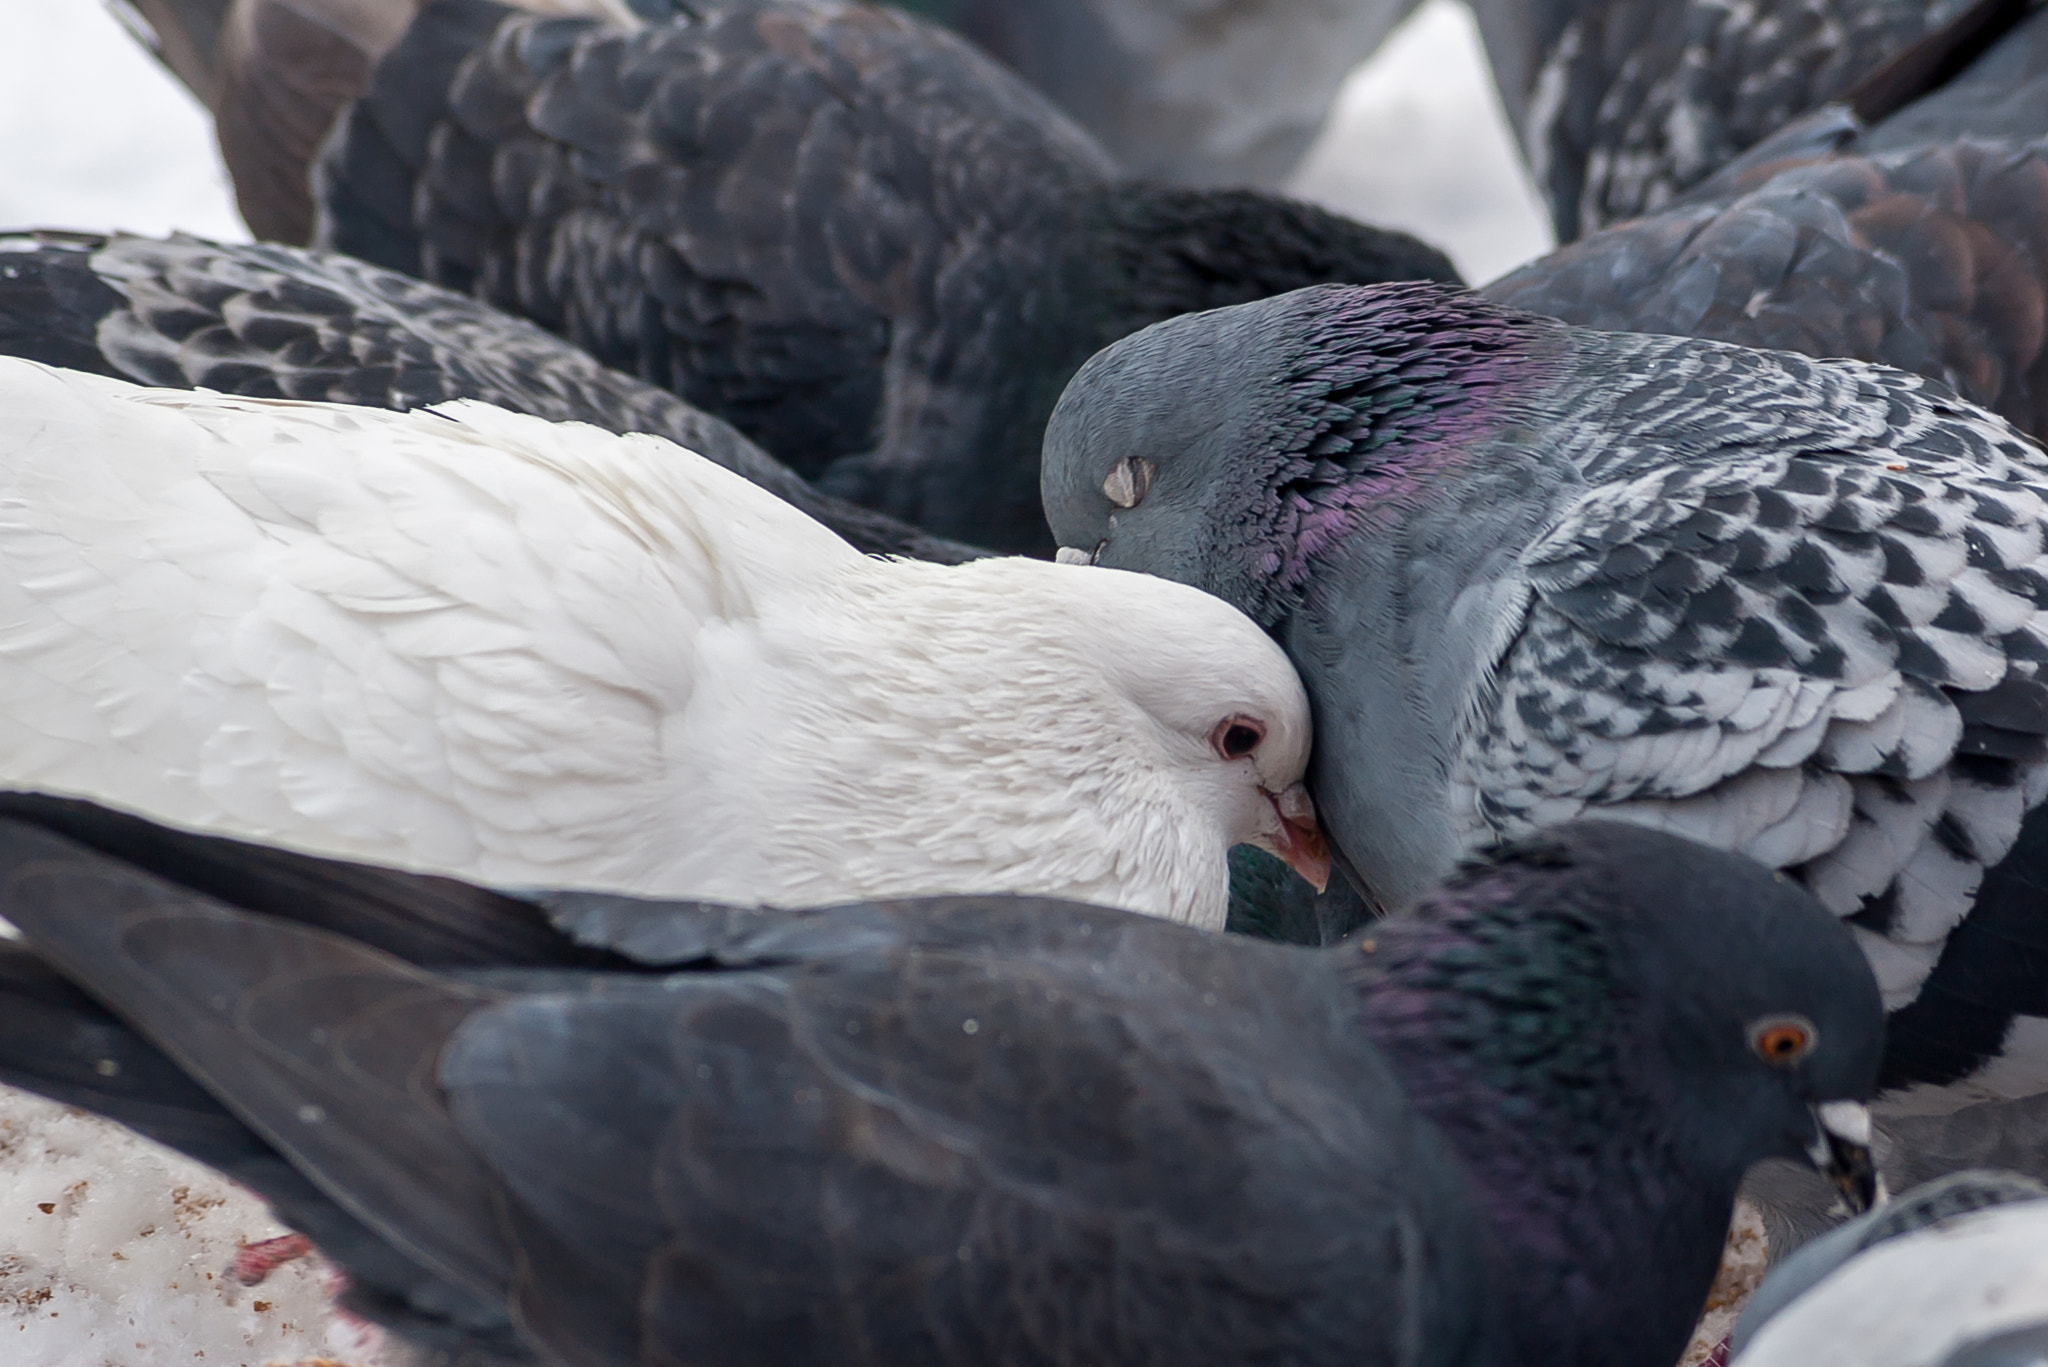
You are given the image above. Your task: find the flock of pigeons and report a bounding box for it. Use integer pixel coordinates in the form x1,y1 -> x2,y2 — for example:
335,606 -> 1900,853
0,0 -> 2044,1364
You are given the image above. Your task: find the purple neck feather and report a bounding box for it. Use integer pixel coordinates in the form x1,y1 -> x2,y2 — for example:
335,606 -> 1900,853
1243,285 -> 1565,623
1343,900 -> 1730,1367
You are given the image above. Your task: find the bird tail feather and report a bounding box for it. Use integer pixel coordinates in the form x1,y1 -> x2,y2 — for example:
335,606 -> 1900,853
118,0 -> 645,243
0,813 -> 517,1299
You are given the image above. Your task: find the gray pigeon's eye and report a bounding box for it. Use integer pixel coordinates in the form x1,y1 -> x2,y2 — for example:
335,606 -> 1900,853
1103,457 -> 1156,508
1210,715 -> 1265,760
1748,1015 -> 1818,1066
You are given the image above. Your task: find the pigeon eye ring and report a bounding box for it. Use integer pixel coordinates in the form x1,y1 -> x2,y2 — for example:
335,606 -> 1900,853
1210,715 -> 1265,760
1747,1015 -> 1818,1066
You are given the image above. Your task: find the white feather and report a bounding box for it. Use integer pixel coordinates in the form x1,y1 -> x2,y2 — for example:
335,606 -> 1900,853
0,361 -> 1316,929
1804,774 -> 1949,917
1850,926 -> 1943,1010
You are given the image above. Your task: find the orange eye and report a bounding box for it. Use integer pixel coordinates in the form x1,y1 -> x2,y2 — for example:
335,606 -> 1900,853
1748,1016 -> 1817,1066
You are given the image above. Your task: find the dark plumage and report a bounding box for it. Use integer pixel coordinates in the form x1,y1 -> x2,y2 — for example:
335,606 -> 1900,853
1487,0 -> 2048,445
1042,281 -> 2048,1126
1224,844 -> 1375,946
1471,0 -> 2032,241
0,796 -> 1881,1367
124,0 -> 1457,554
0,229 -> 980,562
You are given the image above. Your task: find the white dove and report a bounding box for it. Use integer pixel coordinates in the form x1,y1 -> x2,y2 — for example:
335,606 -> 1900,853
0,358 -> 1327,926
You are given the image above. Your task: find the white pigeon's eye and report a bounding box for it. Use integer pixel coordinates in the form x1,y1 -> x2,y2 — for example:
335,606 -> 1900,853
1103,457 -> 1155,508
1748,1015 -> 1818,1066
1209,715 -> 1265,761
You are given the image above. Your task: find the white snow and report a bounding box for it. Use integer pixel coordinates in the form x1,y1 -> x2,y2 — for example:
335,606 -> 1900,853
0,1090 -> 393,1367
1288,0 -> 1553,283
0,1 -> 246,241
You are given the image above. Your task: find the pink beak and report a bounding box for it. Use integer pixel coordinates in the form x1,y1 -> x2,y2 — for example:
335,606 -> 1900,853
1259,783 -> 1332,893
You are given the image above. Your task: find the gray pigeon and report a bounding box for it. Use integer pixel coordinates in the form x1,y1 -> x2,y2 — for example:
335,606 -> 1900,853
1041,280 -> 2048,1124
1488,0 -> 2048,446
120,0 -> 1457,554
1470,0 -> 2032,242
0,796 -> 1882,1367
0,230 -> 980,564
894,0 -> 1421,188
1730,1169 -> 2048,1366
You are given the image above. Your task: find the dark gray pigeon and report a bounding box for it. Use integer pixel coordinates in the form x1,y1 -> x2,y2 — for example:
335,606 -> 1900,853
1486,0 -> 2048,445
911,0 -> 2027,237
0,796 -> 1882,1367
1469,0 -> 2033,242
1042,280 -> 2048,1123
120,0 -> 1457,555
1730,1169 -> 2048,1366
0,229 -> 981,564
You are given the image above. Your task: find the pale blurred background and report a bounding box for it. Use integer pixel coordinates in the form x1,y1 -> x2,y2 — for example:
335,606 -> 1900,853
0,0 -> 1552,283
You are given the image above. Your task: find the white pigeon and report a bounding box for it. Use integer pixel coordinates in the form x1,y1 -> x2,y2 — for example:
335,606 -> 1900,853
0,357 -> 1327,928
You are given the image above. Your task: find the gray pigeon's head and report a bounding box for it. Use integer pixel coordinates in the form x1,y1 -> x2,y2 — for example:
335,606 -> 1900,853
1377,821 -> 1885,1175
1041,281 -> 1567,628
1355,821 -> 1886,1367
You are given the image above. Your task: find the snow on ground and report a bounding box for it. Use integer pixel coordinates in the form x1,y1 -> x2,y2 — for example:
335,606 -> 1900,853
0,2 -> 1553,1362
0,1089 -> 392,1367
1288,0 -> 1553,283
1681,1200 -> 1773,1367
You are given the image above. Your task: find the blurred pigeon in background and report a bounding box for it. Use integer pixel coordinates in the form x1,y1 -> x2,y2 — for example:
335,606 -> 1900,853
119,0 -> 1457,553
897,0 -> 1422,187
1489,0 -> 2048,447
1469,0 -> 2033,241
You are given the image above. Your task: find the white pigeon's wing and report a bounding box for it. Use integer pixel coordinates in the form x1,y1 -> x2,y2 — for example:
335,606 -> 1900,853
1462,354 -> 2048,1037
0,359 -> 851,884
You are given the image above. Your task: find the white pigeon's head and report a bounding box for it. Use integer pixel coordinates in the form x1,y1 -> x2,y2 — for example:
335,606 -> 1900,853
679,554 -> 1326,930
1064,565 -> 1329,909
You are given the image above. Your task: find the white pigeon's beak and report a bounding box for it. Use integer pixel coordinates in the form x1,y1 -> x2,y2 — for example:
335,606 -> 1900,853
1804,1099 -> 1886,1215
1055,546 -> 1093,565
1254,783 -> 1332,893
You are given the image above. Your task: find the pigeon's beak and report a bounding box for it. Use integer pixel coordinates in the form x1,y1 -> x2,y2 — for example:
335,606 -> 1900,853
1256,783 -> 1331,893
1804,1100 -> 1886,1215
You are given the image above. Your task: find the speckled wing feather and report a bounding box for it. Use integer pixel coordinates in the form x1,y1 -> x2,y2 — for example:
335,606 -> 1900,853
0,231 -> 980,562
318,0 -> 1113,547
1487,4 -> 2048,445
1486,0 -> 1991,240
1462,333 -> 2048,1096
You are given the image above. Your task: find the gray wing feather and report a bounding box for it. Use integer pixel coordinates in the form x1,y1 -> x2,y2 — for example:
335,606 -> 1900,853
1465,340 -> 2048,1008
442,926 -> 1459,1367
